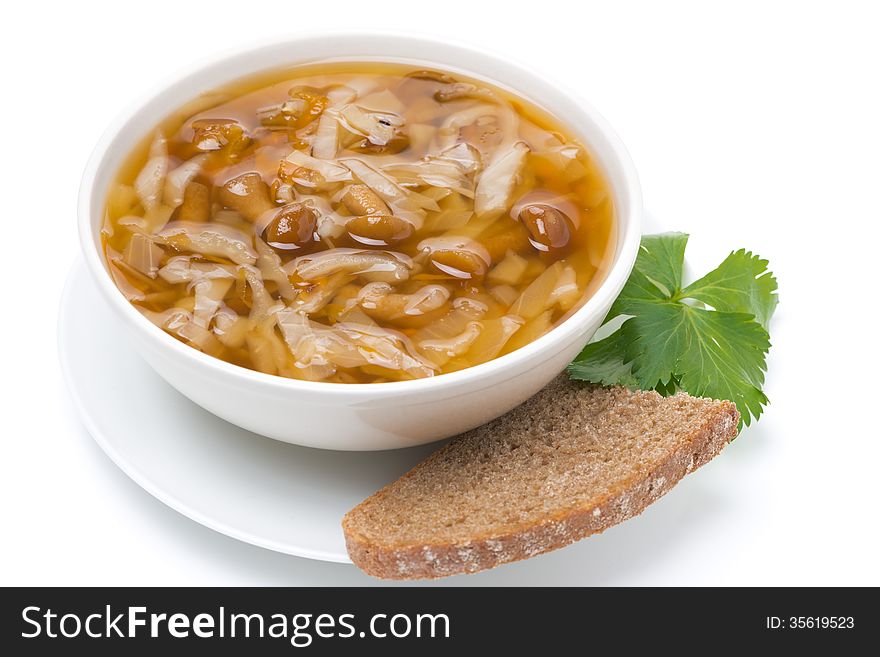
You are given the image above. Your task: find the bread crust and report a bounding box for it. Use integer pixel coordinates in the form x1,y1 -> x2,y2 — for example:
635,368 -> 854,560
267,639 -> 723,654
343,398 -> 739,580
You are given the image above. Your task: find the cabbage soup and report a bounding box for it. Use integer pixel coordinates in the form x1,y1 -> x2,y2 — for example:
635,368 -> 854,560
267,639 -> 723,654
102,63 -> 615,383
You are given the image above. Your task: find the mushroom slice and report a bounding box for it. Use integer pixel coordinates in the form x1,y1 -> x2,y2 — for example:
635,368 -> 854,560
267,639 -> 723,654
278,165 -> 326,194
510,190 -> 581,230
341,158 -> 437,228
190,118 -> 251,159
340,184 -> 391,215
157,222 -> 257,265
345,215 -> 414,247
474,141 -> 529,218
286,248 -> 413,283
516,204 -> 574,252
262,203 -> 318,251
217,172 -> 275,223
178,181 -> 211,223
257,85 -> 328,130
417,236 -> 492,279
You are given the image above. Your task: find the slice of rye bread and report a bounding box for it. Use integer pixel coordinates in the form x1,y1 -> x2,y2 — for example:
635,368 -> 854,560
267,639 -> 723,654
342,375 -> 740,579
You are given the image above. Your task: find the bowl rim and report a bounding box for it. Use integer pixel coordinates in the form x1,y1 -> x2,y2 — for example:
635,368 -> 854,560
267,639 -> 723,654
78,29 -> 642,397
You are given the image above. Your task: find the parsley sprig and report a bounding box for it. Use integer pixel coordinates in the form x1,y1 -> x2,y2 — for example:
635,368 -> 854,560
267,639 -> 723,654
568,233 -> 777,427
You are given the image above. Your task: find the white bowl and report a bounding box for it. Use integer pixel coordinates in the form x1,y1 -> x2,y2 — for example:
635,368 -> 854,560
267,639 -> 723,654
78,32 -> 642,451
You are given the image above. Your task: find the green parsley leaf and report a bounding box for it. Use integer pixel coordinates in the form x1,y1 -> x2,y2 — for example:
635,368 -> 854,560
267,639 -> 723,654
626,231 -> 688,298
675,309 -> 770,423
568,233 -> 776,428
680,249 -> 778,329
566,325 -> 638,387
607,232 -> 688,318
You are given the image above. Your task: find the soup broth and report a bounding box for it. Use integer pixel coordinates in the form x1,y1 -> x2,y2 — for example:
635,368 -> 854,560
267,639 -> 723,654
103,62 -> 615,383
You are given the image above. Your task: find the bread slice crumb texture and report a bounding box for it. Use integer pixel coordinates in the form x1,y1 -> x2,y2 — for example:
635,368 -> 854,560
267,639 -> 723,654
343,375 -> 739,579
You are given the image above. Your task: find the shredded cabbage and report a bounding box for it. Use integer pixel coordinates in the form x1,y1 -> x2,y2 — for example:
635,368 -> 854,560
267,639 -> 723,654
358,283 -> 450,321
134,133 -> 168,212
284,149 -> 352,183
158,256 -> 236,284
158,222 -> 258,265
276,308 -> 436,379
338,104 -> 403,146
254,237 -> 297,301
419,321 -> 483,364
286,248 -> 413,283
311,85 -> 356,159
192,278 -> 234,328
163,155 -> 207,208
312,109 -> 340,159
292,272 -> 354,314
474,141 -> 529,218
341,159 -> 438,226
382,143 -> 481,197
123,233 -> 164,278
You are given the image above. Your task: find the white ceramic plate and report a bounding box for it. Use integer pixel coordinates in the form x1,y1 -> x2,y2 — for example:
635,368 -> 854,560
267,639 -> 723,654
58,219 -> 662,563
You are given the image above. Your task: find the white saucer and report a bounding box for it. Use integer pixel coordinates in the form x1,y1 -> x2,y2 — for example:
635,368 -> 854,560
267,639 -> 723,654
58,260 -> 450,562
59,218 -> 665,564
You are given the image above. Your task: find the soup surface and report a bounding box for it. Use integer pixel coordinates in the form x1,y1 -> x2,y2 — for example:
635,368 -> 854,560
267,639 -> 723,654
103,62 -> 614,383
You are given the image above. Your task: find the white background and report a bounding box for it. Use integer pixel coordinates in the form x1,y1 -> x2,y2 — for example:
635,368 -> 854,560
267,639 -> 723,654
2,0 -> 878,586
